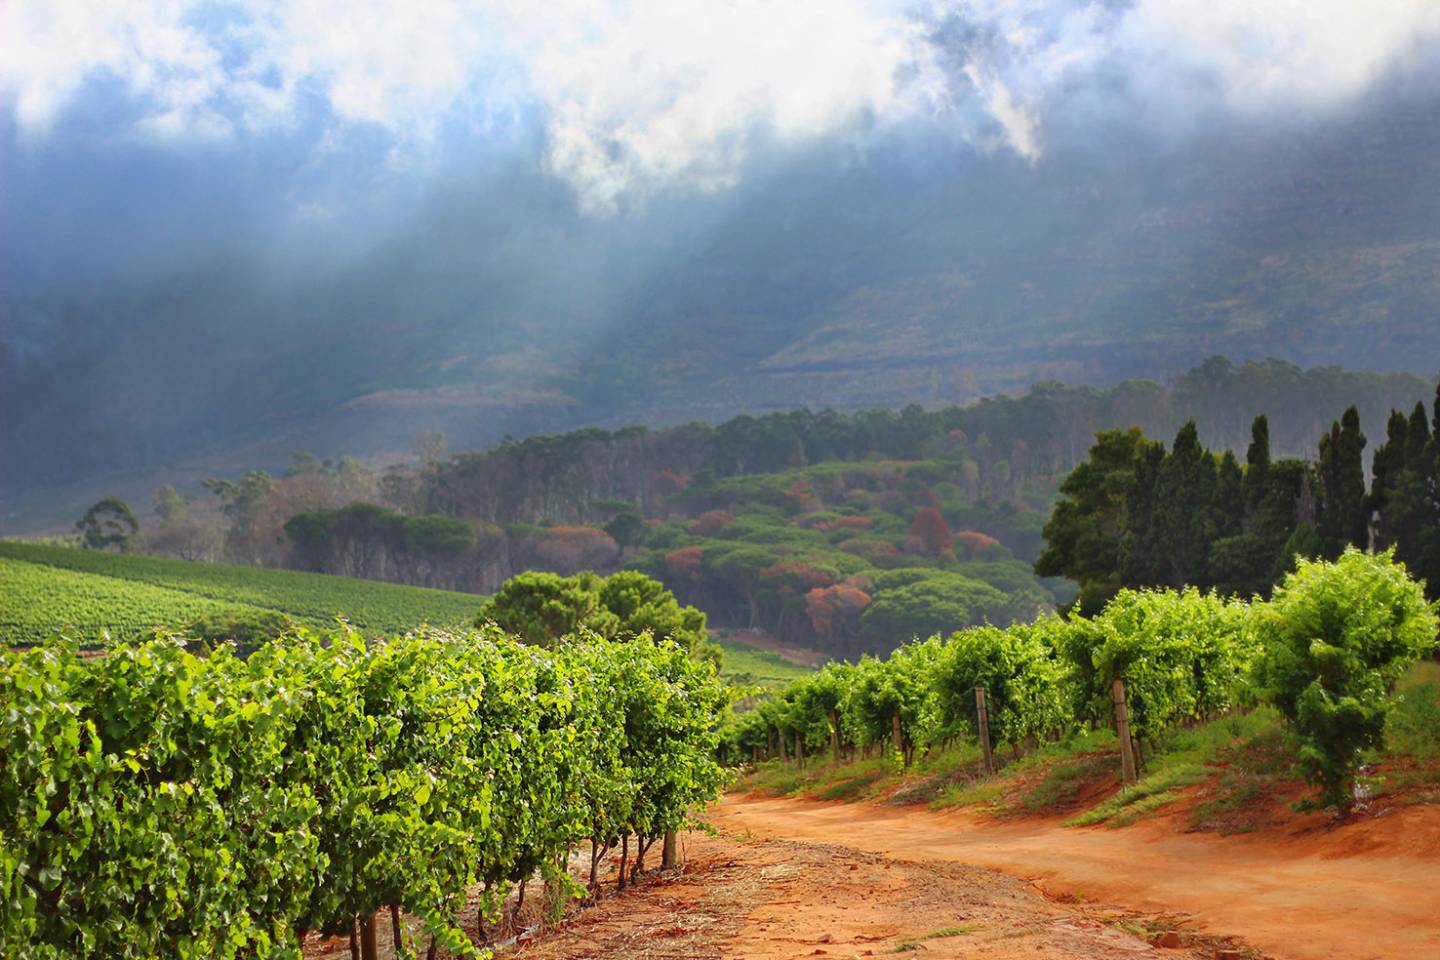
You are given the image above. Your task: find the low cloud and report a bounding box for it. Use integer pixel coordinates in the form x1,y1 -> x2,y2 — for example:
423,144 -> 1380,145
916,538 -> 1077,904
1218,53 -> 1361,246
3,1 -> 1439,209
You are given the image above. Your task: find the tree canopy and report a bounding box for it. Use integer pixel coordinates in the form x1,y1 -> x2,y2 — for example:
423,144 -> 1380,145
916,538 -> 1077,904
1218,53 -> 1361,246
76,498 -> 139,551
477,570 -> 712,660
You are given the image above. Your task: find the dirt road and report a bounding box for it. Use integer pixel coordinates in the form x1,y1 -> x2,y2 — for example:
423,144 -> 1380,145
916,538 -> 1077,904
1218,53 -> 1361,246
515,831 -> 1234,960
712,794 -> 1440,960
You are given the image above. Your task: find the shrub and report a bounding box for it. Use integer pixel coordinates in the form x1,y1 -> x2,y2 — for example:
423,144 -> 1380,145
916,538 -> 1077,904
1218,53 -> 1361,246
689,510 -> 736,537
180,609 -> 297,657
1254,549 -> 1437,812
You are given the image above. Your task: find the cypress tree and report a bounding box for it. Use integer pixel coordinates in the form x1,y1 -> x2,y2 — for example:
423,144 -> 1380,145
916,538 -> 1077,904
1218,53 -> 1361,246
1215,450 -> 1244,540
1434,381 -> 1440,440
1316,406 -> 1368,556
1406,401 -> 1431,463
1419,386 -> 1440,595
1151,421 -> 1217,588
1380,404 -> 1437,584
1119,439 -> 1168,588
1243,414 -> 1271,519
1370,410 -> 1411,551
1208,448 -> 1262,596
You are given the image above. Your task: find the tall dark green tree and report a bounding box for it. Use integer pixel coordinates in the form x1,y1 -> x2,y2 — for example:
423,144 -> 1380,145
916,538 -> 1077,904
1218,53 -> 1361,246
1370,409 -> 1411,549
1042,414 -> 1325,602
1117,437 -> 1168,589
1242,415 -> 1271,518
1207,447 -> 1262,596
1036,428 -> 1151,614
1214,450 -> 1244,540
1370,399 -> 1440,599
1147,422 -> 1218,588
1316,406 -> 1368,557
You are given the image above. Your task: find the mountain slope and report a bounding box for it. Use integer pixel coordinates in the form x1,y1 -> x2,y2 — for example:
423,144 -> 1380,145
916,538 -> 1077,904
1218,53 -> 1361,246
5,96 -> 1440,511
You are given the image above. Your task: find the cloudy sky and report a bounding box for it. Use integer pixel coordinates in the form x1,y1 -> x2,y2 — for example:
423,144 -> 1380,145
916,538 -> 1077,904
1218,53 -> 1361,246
5,0 -> 1440,365
6,1 -> 1438,220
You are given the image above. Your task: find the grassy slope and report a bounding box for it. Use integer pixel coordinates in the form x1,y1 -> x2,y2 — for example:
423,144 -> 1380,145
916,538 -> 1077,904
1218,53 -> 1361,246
713,635 -> 818,688
0,541 -> 483,642
0,557 -> 266,643
2,541 -> 815,689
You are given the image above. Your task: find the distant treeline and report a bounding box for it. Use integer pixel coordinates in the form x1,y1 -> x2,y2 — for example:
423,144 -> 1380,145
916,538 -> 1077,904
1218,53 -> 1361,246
404,357 -> 1433,529
79,357 -> 1436,655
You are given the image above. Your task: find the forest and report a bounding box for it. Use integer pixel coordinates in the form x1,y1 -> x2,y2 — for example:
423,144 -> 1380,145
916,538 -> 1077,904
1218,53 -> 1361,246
58,358 -> 1433,661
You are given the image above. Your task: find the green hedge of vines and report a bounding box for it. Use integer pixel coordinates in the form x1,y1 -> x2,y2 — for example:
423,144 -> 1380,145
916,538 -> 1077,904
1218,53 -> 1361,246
727,549 -> 1436,812
0,626 -> 724,958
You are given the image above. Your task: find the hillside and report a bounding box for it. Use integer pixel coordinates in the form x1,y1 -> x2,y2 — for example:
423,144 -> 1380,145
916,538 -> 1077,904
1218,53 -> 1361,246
8,97 -> 1440,516
0,541 -> 812,690
6,355 -> 1433,540
0,541 -> 483,643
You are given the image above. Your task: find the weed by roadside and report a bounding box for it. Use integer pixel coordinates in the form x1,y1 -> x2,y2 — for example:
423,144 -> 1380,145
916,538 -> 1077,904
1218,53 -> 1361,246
1189,725 -> 1296,834
931,777 -> 1009,811
1385,661 -> 1440,759
1018,754 -> 1116,812
892,924 -> 985,951
1068,763 -> 1207,827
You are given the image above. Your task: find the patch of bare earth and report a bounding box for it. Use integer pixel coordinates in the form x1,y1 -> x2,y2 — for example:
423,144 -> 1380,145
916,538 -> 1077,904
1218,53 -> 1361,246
717,794 -> 1440,960
510,830 -> 1247,960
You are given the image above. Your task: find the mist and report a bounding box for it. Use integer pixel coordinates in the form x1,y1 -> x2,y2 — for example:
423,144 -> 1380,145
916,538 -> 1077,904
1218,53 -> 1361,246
4,1 -> 1440,517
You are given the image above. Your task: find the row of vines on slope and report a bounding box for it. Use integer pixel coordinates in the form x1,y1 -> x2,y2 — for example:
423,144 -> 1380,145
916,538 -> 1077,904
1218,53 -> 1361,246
725,549 -> 1437,812
0,628 -> 725,959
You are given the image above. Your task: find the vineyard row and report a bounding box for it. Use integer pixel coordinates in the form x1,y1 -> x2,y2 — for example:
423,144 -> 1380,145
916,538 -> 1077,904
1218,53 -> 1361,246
1,628 -> 725,959
725,549 -> 1437,811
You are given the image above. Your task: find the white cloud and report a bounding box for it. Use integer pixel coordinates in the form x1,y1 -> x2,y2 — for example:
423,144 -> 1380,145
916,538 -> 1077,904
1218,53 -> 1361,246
962,63 -> 1040,160
932,0 -> 1440,144
3,1 -> 1438,205
235,1 -> 498,129
0,0 -> 232,138
1121,0 -> 1440,112
498,0 -> 941,211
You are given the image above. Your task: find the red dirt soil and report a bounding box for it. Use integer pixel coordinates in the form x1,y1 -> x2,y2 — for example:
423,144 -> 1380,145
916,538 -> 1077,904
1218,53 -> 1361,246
514,831 -> 1235,960
712,793 -> 1440,960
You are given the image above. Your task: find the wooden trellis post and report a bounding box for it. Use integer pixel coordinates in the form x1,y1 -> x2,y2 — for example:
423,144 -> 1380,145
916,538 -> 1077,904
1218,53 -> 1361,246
662,830 -> 680,869
891,710 -> 904,758
828,708 -> 841,763
359,913 -> 379,960
1112,678 -> 1137,785
975,686 -> 995,775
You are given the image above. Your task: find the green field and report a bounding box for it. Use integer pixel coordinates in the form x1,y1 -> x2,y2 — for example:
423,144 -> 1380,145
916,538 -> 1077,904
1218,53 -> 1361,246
0,542 -> 824,691
0,541 -> 483,643
0,543 -> 820,687
713,634 -> 818,687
